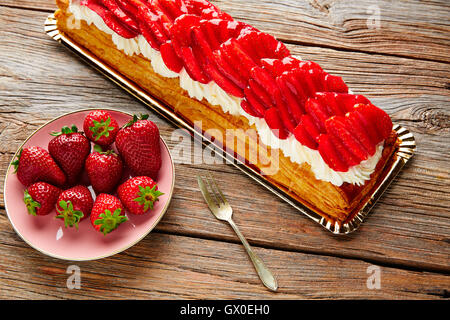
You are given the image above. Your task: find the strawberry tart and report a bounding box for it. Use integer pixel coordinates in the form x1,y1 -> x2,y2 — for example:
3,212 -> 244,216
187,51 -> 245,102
54,0 -> 399,223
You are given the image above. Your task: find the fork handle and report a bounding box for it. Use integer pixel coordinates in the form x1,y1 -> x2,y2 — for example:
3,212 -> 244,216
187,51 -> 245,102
228,218 -> 278,291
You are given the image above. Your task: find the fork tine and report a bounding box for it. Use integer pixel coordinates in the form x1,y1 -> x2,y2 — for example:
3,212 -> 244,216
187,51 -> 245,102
204,174 -> 223,206
207,172 -> 229,207
197,175 -> 219,211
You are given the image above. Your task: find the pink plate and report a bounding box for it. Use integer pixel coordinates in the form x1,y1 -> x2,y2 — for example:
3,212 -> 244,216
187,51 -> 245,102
3,109 -> 175,261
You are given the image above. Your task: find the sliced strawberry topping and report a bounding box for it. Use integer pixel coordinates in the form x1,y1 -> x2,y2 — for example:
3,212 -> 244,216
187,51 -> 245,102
324,74 -> 348,93
240,99 -> 262,118
345,111 -> 376,156
213,49 -> 247,89
180,46 -> 210,83
244,85 -> 268,116
264,107 -> 290,139
160,41 -> 183,72
83,0 -> 139,38
100,0 -> 140,33
305,98 -> 330,133
275,75 -> 304,123
294,114 -> 320,150
325,116 -> 369,162
203,58 -> 244,97
317,134 -> 349,172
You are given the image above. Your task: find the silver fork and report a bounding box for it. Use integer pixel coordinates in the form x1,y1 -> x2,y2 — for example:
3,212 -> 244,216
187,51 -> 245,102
197,173 -> 278,292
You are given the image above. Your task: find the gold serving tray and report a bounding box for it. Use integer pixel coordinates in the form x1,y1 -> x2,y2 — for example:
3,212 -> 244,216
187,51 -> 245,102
45,13 -> 416,234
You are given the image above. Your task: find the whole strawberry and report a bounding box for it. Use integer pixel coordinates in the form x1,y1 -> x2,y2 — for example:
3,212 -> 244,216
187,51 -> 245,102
23,182 -> 62,216
85,145 -> 124,194
83,110 -> 119,147
12,146 -> 66,187
117,176 -> 164,215
56,185 -> 94,228
90,193 -> 128,235
115,114 -> 162,179
48,125 -> 91,187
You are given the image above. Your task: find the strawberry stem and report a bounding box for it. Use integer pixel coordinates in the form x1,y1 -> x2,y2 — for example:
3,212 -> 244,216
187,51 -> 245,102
23,190 -> 41,216
123,114 -> 149,128
51,125 -> 78,136
89,117 -> 116,141
133,185 -> 164,212
11,148 -> 23,173
93,208 -> 128,235
56,200 -> 84,229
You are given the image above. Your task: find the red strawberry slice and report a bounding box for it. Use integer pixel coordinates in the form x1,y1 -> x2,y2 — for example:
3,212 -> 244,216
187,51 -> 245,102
100,0 -> 140,34
345,112 -> 376,156
283,71 -> 308,108
213,49 -> 247,89
365,104 -> 393,140
264,107 -> 290,139
314,92 -> 345,116
325,116 -> 369,162
83,0 -> 138,38
352,103 -> 392,144
180,46 -> 210,83
261,57 -> 299,77
250,66 -> 280,102
276,75 -> 304,123
327,131 -> 360,167
116,0 -> 140,18
324,74 -> 348,93
293,114 -> 320,150
243,86 -> 268,116
220,38 -> 258,81
137,7 -> 169,46
240,99 -> 263,118
139,20 -> 162,49
170,14 -> 202,48
317,134 -> 349,172
203,58 -> 244,97
335,93 -> 371,113
247,79 -> 274,109
305,98 -> 330,133
156,0 -> 187,21
160,41 -> 184,72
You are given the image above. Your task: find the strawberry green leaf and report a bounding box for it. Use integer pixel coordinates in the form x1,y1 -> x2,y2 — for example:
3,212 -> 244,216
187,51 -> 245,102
56,200 -> 84,229
23,190 -> 41,216
12,148 -> 23,173
132,185 -> 164,212
51,125 -> 78,136
94,208 -> 128,235
89,117 -> 115,141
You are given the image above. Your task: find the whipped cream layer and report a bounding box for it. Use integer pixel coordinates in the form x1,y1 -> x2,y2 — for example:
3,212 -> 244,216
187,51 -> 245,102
68,2 -> 384,186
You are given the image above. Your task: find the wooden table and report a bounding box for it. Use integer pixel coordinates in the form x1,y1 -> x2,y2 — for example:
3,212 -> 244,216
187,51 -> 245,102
0,0 -> 449,300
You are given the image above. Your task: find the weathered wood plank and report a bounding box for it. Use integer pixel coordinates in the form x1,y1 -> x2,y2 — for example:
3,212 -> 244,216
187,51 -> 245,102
1,0 -> 449,63
0,6 -> 449,273
0,213 -> 448,299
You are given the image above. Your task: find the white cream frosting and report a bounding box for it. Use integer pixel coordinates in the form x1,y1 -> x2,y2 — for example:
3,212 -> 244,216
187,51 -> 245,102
68,2 -> 384,186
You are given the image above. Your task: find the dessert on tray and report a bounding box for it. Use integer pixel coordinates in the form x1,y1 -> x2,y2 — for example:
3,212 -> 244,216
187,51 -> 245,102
54,0 -> 399,223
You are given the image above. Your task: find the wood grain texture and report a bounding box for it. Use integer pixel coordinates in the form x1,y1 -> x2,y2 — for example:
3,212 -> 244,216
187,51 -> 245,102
0,1 -> 449,299
0,213 -> 448,299
1,0 -> 449,62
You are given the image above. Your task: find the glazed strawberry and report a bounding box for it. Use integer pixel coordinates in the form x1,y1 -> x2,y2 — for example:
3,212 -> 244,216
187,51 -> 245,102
115,114 -> 162,179
56,185 -> 94,229
83,110 -> 120,147
90,193 -> 128,235
82,0 -> 138,38
85,145 -> 124,194
23,182 -> 62,216
317,134 -> 348,172
264,107 -> 290,139
117,176 -> 164,215
100,0 -> 140,34
48,125 -> 91,187
160,41 -> 184,72
12,146 -> 66,187
325,116 -> 369,162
